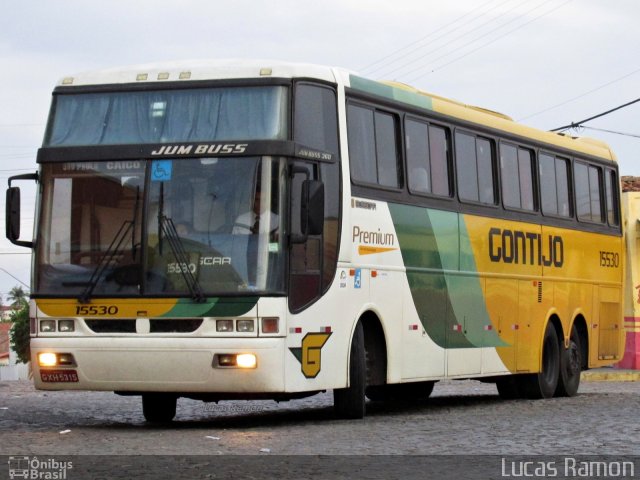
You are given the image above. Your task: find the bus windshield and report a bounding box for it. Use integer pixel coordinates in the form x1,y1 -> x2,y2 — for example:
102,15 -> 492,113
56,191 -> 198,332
36,157 -> 287,298
45,86 -> 288,146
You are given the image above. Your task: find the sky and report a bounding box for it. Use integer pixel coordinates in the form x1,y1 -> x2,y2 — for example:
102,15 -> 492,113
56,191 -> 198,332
1,0 -> 639,302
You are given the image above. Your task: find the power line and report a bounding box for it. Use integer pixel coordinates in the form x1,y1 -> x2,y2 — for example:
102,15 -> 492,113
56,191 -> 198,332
550,97 -> 640,132
518,66 -> 640,121
575,125 -> 640,139
377,0 -> 535,80
0,267 -> 30,288
361,0 -> 512,76
404,0 -> 573,82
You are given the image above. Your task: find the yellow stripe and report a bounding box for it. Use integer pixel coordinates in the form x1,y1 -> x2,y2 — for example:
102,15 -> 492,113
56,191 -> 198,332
358,245 -> 398,255
35,298 -> 177,318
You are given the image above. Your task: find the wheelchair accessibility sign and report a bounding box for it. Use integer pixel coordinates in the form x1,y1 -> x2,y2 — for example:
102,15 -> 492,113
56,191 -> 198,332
151,160 -> 173,182
354,268 -> 362,289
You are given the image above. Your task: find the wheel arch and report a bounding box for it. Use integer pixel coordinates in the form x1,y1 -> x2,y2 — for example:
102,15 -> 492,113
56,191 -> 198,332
356,310 -> 388,386
571,314 -> 589,370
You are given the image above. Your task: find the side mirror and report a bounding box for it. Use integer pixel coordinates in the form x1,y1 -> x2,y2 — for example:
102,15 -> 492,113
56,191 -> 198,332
6,172 -> 37,248
300,180 -> 324,237
6,187 -> 22,243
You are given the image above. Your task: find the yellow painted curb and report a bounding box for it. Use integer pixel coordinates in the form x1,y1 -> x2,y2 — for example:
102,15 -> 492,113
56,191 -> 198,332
581,370 -> 640,382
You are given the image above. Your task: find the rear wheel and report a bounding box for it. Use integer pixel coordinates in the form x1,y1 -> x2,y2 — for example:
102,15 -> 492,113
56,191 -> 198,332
520,322 -> 560,399
555,325 -> 582,397
334,322 -> 366,419
142,394 -> 177,423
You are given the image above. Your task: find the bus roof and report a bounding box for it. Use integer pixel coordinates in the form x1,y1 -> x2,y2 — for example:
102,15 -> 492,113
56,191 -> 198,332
56,59 -> 341,87
56,59 -> 615,163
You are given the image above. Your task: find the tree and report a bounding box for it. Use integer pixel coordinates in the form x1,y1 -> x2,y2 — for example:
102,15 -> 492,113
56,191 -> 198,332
9,305 -> 30,364
7,285 -> 28,308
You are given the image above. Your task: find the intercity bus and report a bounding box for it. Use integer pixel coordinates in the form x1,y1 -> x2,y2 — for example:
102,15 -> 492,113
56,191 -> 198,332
6,60 -> 624,421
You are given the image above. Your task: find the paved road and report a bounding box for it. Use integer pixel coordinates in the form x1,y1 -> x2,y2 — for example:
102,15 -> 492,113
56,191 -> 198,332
1,378 -> 638,456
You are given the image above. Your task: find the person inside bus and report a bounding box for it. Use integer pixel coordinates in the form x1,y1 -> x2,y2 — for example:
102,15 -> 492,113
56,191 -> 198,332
233,189 -> 278,239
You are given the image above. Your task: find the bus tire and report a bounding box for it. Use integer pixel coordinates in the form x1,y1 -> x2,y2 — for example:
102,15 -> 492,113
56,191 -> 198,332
142,394 -> 177,423
334,322 -> 366,419
520,322 -> 560,399
555,325 -> 581,397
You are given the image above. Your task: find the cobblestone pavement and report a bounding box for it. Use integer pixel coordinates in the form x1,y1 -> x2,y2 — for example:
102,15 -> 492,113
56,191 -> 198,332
1,378 -> 638,457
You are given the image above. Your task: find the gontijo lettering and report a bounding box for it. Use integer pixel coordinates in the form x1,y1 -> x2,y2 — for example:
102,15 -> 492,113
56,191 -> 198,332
489,227 -> 564,267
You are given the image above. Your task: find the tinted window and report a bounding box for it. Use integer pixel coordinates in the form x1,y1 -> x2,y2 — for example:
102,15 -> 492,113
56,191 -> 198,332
455,132 -> 479,202
555,157 -> 571,217
606,169 -> 620,226
406,119 -> 431,193
476,138 -> 495,204
500,144 -> 520,208
456,132 -> 495,205
347,104 -> 376,184
430,125 -> 451,196
405,120 -> 451,196
518,148 -> 535,211
375,112 -> 401,188
347,103 -> 400,188
575,162 -> 603,223
294,84 -> 339,155
501,144 -> 535,211
539,153 -> 570,217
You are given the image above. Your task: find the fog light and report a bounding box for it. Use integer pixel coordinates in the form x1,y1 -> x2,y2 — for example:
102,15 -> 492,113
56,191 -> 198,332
38,353 -> 57,367
261,317 -> 279,334
40,320 -> 56,333
57,353 -> 76,366
217,354 -> 236,367
236,353 -> 257,369
58,320 -> 75,332
216,320 -> 234,332
236,319 -> 254,332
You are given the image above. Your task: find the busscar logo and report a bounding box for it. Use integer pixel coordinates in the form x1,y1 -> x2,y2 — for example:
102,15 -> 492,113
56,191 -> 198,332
151,143 -> 248,156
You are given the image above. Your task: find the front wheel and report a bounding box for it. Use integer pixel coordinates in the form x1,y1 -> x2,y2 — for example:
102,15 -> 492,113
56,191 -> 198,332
520,322 -> 560,399
142,394 -> 177,423
334,322 -> 366,419
555,325 -> 582,397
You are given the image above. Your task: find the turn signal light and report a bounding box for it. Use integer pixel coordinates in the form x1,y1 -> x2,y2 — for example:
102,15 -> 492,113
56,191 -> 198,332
261,317 -> 279,334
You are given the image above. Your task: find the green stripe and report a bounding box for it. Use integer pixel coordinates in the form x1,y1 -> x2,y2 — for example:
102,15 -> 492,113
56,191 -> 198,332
389,203 -> 507,349
163,297 -> 259,317
349,75 -> 433,111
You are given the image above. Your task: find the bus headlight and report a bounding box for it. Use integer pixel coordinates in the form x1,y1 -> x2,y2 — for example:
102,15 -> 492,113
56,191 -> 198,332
215,353 -> 257,369
236,320 -> 254,333
236,354 -> 257,369
216,320 -> 234,332
39,320 -> 56,333
58,320 -> 75,332
38,353 -> 58,367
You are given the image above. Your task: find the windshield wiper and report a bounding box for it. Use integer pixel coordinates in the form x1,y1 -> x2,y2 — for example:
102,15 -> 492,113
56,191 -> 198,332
77,220 -> 135,303
158,214 -> 205,303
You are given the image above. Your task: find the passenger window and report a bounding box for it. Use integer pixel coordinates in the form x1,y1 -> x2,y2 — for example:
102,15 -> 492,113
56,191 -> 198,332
575,162 -> 604,223
347,103 -> 401,188
405,119 -> 451,196
606,169 -> 620,226
500,143 -> 535,211
455,131 -> 495,205
539,153 -> 571,218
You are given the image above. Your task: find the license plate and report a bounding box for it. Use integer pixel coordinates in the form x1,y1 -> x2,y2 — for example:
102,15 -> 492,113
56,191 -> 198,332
41,369 -> 79,383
